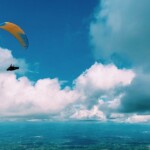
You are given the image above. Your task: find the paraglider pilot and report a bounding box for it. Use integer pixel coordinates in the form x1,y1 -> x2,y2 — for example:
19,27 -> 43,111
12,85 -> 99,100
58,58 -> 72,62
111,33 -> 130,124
7,64 -> 19,71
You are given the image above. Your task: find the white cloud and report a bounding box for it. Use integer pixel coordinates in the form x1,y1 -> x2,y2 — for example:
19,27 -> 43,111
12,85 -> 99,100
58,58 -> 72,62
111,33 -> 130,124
0,47 -> 28,74
74,62 -> 135,97
73,63 -> 135,113
0,1 -> 149,124
0,73 -> 79,117
2,47 -> 148,123
70,105 -> 106,121
0,61 -> 134,119
90,0 -> 150,67
89,0 -> 150,123
126,114 -> 150,123
107,113 -> 150,123
0,47 -> 79,118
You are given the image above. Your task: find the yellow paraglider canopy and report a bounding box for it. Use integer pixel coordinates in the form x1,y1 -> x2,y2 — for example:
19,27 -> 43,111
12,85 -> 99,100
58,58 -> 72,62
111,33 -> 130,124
0,22 -> 29,48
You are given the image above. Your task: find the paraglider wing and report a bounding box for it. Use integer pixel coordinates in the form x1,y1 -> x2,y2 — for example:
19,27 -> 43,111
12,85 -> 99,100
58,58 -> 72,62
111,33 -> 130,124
0,22 -> 29,48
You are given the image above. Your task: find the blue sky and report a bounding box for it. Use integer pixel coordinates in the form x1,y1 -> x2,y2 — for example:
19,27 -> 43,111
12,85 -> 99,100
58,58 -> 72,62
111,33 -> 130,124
0,0 -> 98,82
0,0 -> 150,123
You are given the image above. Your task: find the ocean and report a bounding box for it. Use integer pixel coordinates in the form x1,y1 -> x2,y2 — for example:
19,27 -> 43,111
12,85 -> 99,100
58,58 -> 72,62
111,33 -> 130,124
0,121 -> 149,150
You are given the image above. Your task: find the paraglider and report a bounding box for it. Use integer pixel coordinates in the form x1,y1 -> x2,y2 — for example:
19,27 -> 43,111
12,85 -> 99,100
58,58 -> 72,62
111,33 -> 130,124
0,21 -> 29,71
0,22 -> 29,48
7,64 -> 19,71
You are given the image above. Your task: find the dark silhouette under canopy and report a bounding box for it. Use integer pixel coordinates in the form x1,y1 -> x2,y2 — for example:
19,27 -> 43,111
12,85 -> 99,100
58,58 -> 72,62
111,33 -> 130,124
7,64 -> 19,71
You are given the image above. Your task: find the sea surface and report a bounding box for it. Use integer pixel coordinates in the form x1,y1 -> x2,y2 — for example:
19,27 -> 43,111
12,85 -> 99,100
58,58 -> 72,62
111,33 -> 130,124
0,121 -> 149,150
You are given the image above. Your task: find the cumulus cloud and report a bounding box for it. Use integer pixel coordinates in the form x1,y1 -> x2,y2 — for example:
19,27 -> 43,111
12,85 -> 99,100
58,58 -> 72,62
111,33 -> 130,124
126,114 -> 150,123
120,73 -> 150,113
0,47 -> 78,119
90,0 -> 150,67
1,0 -> 149,124
0,47 -> 28,74
107,113 -> 150,123
1,47 -> 148,123
0,73 -> 79,117
64,63 -> 135,122
0,2 -> 148,124
90,0 -> 150,122
0,47 -> 137,122
75,62 -> 134,91
73,62 -> 135,114
70,105 -> 106,121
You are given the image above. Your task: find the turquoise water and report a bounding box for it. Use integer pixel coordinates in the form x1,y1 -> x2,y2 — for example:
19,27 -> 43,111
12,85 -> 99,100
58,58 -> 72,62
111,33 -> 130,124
0,121 -> 149,149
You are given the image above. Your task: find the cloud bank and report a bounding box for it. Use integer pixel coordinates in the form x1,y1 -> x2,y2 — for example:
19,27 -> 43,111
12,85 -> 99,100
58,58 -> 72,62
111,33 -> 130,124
90,0 -> 150,68
0,0 -> 150,123
1,47 -> 145,123
89,0 -> 150,123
